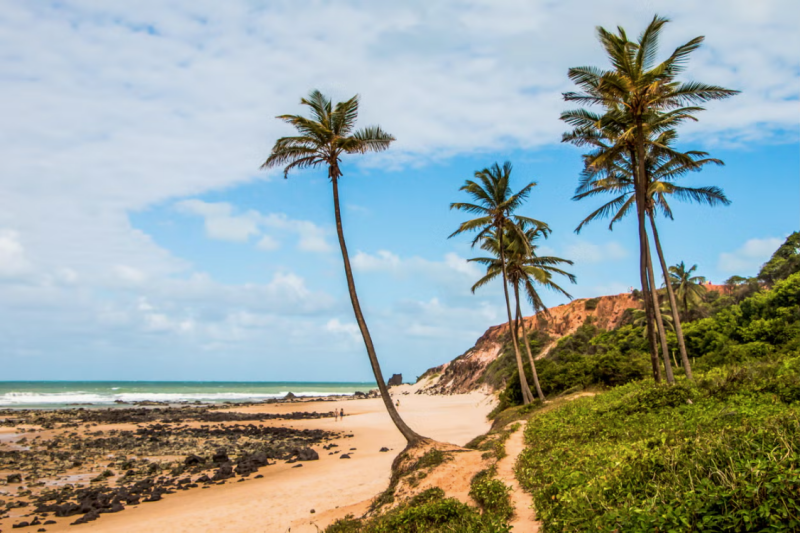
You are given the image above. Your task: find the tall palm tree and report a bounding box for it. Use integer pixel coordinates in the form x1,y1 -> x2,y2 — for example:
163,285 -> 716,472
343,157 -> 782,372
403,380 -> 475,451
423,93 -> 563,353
572,129 -> 728,379
470,226 -> 576,401
450,162 -> 548,405
669,261 -> 707,316
562,14 -> 737,384
262,90 -> 425,445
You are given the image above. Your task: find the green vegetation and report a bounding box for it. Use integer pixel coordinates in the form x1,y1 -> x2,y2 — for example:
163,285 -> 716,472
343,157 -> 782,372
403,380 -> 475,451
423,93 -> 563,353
516,367 -> 800,531
583,297 -> 600,310
325,469 -> 513,533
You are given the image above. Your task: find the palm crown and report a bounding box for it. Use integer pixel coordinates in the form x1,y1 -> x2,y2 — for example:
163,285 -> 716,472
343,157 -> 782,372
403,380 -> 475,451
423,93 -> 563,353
669,261 -> 707,314
470,226 -> 576,314
262,90 -> 395,179
572,129 -> 729,232
449,162 -> 548,246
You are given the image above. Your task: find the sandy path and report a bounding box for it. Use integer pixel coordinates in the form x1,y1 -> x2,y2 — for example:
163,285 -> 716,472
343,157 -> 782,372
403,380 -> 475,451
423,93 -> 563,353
496,422 -> 540,533
35,389 -> 493,533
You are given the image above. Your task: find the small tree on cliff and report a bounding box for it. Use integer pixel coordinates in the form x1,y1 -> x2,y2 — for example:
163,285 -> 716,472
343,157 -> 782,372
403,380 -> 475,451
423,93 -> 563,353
450,161 -> 548,405
262,90 -> 426,446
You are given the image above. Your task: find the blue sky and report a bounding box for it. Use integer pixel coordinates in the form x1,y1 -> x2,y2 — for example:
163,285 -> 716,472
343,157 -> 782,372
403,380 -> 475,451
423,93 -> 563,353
0,1 -> 797,382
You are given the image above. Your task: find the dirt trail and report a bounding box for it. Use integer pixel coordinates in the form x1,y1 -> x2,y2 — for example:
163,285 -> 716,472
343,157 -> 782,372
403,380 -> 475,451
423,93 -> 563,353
496,422 -> 540,532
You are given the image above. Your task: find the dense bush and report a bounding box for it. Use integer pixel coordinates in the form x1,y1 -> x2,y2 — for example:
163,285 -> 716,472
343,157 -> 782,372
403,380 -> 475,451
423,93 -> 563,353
516,367 -> 800,532
326,473 -> 513,532
684,273 -> 800,369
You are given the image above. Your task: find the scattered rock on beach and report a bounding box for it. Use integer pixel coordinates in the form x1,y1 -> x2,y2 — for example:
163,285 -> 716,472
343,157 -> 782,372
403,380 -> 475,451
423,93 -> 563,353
339,454 -> 351,459
292,447 -> 319,461
380,447 -> 390,452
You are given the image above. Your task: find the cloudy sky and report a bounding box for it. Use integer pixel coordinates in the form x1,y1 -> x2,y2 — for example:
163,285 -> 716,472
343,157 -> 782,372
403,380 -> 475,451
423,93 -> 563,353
1,0 -> 798,381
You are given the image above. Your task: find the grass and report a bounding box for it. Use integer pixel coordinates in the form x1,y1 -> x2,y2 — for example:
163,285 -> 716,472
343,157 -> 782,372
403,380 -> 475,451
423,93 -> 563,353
515,359 -> 800,532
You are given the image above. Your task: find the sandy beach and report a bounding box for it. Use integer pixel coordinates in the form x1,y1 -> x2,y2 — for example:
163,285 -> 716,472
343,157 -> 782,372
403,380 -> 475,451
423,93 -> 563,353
0,387 -> 494,533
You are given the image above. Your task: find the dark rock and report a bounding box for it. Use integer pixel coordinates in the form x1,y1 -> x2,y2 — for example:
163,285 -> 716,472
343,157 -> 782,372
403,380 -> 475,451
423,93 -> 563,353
183,454 -> 204,466
380,447 -> 390,452
7,473 -> 22,483
283,392 -> 297,401
292,464 -> 303,468
339,454 -> 351,459
353,391 -> 366,399
387,374 -> 403,387
12,521 -> 30,529
292,447 -> 319,461
44,521 -> 56,525
211,464 -> 234,481
211,448 -> 229,465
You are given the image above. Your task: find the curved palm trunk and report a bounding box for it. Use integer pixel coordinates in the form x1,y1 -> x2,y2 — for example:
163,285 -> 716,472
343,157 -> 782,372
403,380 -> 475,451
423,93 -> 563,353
514,284 -> 545,401
648,213 -> 693,380
645,230 -> 675,384
498,229 -> 534,405
331,174 -> 425,445
631,147 -> 662,382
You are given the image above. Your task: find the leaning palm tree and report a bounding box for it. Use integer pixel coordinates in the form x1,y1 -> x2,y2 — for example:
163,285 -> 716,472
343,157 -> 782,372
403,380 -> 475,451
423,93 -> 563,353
262,90 -> 425,445
470,226 -> 576,400
450,162 -> 549,405
562,14 -> 738,384
573,129 -> 728,380
669,261 -> 707,316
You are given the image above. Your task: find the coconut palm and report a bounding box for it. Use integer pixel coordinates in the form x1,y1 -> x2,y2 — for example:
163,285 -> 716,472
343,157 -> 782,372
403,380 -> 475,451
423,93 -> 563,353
572,129 -> 728,379
562,15 -> 737,383
450,162 -> 549,405
261,90 -> 425,445
470,226 -> 576,400
669,261 -> 707,316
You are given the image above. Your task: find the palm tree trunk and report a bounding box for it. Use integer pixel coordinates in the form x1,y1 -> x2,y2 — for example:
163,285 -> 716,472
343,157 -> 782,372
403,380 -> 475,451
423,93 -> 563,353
331,174 -> 425,445
645,230 -> 675,384
648,213 -> 693,380
498,227 -> 534,405
514,284 -> 545,401
631,147 -> 661,382
634,129 -> 672,383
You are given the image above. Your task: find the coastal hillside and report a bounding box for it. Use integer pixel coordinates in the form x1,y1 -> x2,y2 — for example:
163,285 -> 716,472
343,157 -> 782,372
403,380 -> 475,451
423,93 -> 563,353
416,291 -> 642,395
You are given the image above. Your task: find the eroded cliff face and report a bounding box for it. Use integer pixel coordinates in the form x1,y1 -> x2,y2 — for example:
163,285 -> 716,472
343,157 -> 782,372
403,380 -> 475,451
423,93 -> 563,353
417,292 -> 641,395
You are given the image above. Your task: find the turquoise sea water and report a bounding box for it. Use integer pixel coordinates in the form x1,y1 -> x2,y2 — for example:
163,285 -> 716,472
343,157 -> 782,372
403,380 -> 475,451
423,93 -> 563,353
0,381 -> 377,409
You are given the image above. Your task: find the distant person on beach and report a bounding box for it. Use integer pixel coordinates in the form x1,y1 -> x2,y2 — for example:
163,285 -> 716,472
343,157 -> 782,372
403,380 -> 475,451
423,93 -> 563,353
340,408 -> 345,419
396,399 -> 400,408
334,409 -> 339,422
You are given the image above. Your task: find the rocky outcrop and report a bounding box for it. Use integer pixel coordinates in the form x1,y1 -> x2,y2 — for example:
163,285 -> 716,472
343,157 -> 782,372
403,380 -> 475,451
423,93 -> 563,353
387,374 -> 403,387
418,292 -> 641,395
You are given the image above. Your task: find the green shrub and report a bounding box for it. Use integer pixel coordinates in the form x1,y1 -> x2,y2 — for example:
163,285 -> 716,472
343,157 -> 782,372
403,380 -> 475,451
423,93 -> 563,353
469,468 -> 513,521
584,297 -> 601,310
516,374 -> 800,532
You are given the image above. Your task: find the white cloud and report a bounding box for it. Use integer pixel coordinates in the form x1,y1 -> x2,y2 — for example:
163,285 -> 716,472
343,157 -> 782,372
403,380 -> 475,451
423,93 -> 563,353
114,264 -> 147,284
718,237 -> 783,273
565,241 -> 628,264
256,235 -> 280,251
0,230 -> 30,279
176,200 -> 331,252
352,250 -> 402,272
325,318 -> 361,342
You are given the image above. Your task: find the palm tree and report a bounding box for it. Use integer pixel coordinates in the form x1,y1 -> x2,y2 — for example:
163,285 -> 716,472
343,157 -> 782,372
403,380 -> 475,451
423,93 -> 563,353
470,226 -> 576,400
450,162 -> 548,405
262,90 -> 425,445
562,14 -> 738,384
572,129 -> 728,380
669,261 -> 707,316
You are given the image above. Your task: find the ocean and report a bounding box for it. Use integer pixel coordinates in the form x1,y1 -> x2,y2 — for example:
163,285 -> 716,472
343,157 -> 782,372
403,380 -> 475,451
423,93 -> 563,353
0,381 -> 377,409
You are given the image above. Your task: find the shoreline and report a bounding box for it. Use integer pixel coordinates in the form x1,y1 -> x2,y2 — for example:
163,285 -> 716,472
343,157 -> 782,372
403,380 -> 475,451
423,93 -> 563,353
0,385 -> 494,532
